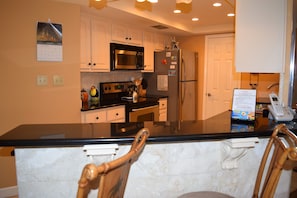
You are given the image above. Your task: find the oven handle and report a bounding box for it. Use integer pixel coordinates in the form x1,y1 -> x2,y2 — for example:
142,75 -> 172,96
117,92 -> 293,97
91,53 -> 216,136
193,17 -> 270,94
131,105 -> 159,112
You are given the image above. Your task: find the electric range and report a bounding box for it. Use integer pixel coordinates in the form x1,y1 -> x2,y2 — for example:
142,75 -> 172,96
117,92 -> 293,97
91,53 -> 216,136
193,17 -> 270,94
99,82 -> 159,122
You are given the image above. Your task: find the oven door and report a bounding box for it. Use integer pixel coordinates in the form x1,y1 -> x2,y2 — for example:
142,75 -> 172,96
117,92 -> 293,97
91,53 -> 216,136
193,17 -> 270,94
129,105 -> 159,122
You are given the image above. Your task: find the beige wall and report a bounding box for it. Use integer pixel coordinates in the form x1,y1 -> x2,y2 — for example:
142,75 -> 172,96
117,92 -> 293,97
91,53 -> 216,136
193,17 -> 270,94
0,0 -> 81,187
0,0 -> 81,135
177,35 -> 205,120
240,73 -> 280,99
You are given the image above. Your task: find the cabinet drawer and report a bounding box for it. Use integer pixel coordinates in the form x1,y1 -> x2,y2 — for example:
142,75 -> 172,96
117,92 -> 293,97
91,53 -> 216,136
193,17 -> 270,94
159,98 -> 167,110
159,111 -> 167,122
82,110 -> 106,123
106,106 -> 125,121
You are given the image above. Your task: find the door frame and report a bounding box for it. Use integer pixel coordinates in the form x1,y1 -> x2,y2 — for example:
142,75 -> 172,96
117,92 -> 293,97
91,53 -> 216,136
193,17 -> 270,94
202,33 -> 241,120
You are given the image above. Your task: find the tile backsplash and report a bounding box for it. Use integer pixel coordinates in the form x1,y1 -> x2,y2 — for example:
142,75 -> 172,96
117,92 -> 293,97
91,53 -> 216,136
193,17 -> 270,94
240,73 -> 279,98
80,71 -> 143,93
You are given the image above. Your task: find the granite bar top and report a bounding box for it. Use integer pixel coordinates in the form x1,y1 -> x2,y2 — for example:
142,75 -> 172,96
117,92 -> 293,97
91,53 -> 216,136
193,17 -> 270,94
1,111 -> 296,147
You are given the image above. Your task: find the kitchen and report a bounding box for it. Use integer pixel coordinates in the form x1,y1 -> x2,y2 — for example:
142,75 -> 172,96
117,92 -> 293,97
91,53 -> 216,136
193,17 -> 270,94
0,0 -> 295,197
0,0 -> 287,133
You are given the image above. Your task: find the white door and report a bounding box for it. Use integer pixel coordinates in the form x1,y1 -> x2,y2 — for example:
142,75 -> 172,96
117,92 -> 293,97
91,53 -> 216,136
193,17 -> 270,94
203,34 -> 241,119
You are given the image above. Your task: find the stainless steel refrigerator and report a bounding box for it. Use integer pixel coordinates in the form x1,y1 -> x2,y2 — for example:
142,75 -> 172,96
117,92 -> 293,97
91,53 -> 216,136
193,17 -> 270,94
144,49 -> 198,121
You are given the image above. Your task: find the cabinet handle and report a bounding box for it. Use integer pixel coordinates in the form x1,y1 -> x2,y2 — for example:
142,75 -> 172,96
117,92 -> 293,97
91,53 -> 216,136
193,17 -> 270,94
116,113 -> 119,116
88,62 -> 91,65
125,37 -> 129,40
96,116 -> 99,120
93,63 -> 96,66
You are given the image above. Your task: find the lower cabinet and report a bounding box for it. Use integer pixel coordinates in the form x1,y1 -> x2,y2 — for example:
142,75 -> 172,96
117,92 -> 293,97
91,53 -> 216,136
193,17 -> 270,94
81,105 -> 125,123
158,98 -> 168,121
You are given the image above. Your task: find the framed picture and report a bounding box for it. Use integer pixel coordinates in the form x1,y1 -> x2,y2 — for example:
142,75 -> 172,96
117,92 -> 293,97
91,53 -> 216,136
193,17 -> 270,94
37,22 -> 63,62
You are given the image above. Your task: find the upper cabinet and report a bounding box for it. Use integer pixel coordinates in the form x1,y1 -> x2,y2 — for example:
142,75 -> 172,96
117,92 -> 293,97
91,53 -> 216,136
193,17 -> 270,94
80,13 -> 111,72
154,33 -> 167,51
235,0 -> 287,73
142,31 -> 154,72
111,24 -> 143,46
142,32 -> 169,72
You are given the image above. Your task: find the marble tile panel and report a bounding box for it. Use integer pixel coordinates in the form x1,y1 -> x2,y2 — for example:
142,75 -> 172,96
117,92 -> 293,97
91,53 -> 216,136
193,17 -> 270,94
14,139 -> 292,198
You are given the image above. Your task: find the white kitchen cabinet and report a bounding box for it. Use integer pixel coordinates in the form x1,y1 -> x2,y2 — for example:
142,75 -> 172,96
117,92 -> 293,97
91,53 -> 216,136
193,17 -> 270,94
158,98 -> 167,121
106,105 -> 125,122
235,0 -> 287,73
81,105 -> 125,123
154,33 -> 168,51
142,31 -> 154,72
111,24 -> 143,46
81,109 -> 107,123
80,13 -> 110,72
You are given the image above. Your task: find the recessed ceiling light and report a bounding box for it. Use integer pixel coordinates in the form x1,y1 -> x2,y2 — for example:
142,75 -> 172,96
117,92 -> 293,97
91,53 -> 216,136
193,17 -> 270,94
227,13 -> 235,17
173,9 -> 181,14
148,0 -> 158,3
137,0 -> 145,2
192,17 -> 199,21
213,2 -> 222,7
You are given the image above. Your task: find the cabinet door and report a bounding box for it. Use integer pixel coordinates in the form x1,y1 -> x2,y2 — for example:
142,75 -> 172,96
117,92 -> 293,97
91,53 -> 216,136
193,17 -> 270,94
158,98 -> 167,121
235,0 -> 286,73
111,24 -> 143,46
128,28 -> 143,46
111,24 -> 129,43
91,18 -> 110,72
159,98 -> 167,110
159,109 -> 167,122
142,31 -> 154,72
80,14 -> 92,71
154,33 -> 167,51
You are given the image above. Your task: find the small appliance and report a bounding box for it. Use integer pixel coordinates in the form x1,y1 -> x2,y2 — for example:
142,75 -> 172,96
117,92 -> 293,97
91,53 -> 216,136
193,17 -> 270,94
99,81 -> 159,122
110,43 -> 144,70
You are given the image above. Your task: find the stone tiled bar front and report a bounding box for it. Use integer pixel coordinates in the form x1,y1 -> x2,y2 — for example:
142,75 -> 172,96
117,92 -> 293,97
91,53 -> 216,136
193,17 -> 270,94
0,111 -> 295,198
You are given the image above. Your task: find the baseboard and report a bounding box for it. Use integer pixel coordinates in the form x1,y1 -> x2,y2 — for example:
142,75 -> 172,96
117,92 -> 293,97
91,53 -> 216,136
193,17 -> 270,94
0,186 -> 18,198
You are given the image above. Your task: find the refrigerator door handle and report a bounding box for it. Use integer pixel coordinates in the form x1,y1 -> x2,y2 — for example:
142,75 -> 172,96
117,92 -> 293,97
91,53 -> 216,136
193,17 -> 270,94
181,58 -> 186,81
181,83 -> 186,105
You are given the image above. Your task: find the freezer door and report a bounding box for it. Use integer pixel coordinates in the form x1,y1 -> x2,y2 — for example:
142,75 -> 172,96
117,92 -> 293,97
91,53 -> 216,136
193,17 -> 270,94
180,50 -> 198,81
180,81 -> 197,120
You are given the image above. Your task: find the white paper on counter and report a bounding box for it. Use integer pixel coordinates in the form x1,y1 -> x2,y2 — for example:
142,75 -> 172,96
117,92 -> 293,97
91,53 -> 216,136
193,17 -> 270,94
157,75 -> 168,91
231,89 -> 256,121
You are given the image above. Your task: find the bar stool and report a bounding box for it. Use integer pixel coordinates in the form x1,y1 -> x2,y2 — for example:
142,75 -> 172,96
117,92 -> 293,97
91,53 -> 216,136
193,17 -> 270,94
77,128 -> 149,198
178,124 -> 297,198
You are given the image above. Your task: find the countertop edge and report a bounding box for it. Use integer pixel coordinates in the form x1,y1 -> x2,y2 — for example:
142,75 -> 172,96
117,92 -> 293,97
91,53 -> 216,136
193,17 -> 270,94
0,131 -> 273,147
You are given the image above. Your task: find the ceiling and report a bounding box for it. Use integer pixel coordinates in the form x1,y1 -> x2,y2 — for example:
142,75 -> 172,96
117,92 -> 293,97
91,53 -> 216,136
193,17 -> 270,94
59,0 -> 236,37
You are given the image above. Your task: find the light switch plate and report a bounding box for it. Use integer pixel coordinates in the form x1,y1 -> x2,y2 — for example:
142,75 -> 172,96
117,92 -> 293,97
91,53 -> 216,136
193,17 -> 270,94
37,75 -> 48,86
53,75 -> 64,86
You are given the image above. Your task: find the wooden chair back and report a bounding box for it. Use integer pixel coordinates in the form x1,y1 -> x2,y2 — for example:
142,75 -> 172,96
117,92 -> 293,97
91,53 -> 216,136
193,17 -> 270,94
77,128 -> 149,198
253,124 -> 297,198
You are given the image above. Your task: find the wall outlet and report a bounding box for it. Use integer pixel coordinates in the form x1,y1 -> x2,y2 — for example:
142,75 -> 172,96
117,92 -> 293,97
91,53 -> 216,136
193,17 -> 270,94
53,75 -> 64,86
37,75 -> 48,86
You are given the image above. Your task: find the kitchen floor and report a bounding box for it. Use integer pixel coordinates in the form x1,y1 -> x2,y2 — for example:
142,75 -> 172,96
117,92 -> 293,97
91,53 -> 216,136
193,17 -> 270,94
4,170 -> 297,198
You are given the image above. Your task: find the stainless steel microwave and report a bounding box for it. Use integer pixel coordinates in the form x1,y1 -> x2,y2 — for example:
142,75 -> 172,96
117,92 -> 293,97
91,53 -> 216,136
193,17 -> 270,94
110,43 -> 144,70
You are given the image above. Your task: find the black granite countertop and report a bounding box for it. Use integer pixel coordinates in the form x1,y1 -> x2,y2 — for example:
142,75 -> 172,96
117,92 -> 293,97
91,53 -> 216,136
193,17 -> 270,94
1,111 -> 296,147
81,95 -> 166,111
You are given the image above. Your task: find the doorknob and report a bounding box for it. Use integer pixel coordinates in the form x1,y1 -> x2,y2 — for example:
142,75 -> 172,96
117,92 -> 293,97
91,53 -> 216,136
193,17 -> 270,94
207,93 -> 211,97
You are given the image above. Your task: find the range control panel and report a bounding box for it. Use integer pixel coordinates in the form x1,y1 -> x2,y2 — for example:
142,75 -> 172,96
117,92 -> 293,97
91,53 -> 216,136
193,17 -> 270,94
100,82 -> 133,94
